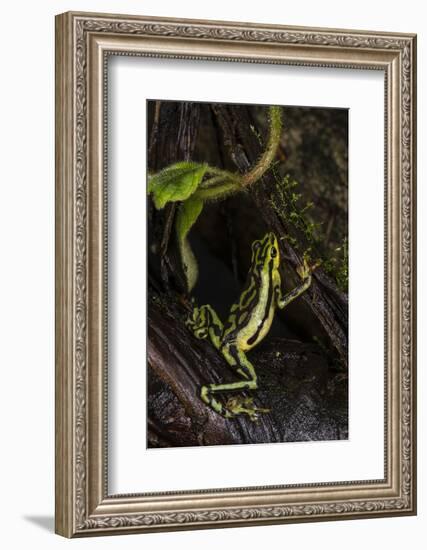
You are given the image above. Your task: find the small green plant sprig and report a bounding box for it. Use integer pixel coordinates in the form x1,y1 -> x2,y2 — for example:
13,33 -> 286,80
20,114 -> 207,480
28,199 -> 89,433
148,106 -> 283,291
270,174 -> 319,246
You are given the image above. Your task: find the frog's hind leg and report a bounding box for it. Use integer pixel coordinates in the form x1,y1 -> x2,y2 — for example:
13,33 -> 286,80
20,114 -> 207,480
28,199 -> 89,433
186,304 -> 223,349
201,344 -> 267,420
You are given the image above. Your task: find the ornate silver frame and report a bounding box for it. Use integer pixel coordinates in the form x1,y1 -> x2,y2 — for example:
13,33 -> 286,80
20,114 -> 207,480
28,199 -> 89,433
55,11 -> 417,537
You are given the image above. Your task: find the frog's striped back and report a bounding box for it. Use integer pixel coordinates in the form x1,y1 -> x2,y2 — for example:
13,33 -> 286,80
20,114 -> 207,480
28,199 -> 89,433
221,232 -> 279,349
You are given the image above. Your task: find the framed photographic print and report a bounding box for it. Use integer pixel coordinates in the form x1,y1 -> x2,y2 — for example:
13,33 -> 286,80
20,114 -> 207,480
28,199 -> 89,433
55,11 -> 417,537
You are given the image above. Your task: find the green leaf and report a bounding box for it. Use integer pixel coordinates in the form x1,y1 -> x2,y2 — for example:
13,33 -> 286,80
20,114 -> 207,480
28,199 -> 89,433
148,162 -> 207,209
176,196 -> 204,291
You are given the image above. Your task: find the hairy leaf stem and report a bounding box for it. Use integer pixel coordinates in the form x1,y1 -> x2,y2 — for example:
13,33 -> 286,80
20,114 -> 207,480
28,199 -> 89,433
194,105 -> 283,202
241,105 -> 283,186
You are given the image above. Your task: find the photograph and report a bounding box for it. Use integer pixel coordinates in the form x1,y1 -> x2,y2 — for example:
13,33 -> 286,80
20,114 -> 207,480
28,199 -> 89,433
147,100 -> 349,448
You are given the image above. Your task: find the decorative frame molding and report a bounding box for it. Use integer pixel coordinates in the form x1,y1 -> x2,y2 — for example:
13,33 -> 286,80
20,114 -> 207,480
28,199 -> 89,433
55,11 -> 416,537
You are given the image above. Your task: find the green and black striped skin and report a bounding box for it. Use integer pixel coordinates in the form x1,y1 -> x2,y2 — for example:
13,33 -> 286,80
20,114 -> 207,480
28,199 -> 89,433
222,232 -> 281,352
186,232 -> 312,419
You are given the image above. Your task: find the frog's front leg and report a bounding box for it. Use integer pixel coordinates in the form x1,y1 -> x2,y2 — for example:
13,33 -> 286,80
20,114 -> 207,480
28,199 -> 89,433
201,344 -> 268,420
276,258 -> 313,310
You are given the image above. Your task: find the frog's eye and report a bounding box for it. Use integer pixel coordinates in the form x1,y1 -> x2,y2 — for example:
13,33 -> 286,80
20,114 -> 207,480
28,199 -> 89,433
270,246 -> 277,258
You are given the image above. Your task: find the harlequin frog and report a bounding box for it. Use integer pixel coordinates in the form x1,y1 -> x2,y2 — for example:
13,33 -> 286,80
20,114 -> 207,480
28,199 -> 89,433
186,232 -> 315,420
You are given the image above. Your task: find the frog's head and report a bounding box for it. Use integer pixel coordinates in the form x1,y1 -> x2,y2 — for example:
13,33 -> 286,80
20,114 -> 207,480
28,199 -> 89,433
251,232 -> 280,273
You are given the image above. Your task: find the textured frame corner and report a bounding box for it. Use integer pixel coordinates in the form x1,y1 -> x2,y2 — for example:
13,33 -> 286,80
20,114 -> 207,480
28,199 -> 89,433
55,11 -> 416,538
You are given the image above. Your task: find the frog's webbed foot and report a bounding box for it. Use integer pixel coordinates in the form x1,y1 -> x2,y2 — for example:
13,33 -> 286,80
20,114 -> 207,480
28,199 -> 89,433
225,396 -> 270,422
296,257 -> 320,281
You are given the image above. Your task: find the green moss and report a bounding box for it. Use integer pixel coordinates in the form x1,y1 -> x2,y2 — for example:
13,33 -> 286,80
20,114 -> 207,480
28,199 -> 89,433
269,174 -> 321,245
269,175 -> 348,293
322,238 -> 348,292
